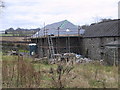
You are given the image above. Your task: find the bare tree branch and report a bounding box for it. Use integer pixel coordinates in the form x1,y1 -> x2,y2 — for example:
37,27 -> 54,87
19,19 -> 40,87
0,0 -> 5,8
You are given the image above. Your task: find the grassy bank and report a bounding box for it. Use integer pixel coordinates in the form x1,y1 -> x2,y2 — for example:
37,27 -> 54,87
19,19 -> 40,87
2,55 -> 119,88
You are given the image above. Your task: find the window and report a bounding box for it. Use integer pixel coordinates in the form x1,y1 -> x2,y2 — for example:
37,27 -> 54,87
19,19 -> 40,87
100,45 -> 104,49
100,52 -> 104,59
100,37 -> 104,44
100,37 -> 104,48
114,37 -> 116,41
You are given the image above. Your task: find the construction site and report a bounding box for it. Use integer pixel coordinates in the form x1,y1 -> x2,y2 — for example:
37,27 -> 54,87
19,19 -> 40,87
29,20 -> 85,64
1,0 -> 119,88
1,20 -> 119,88
1,19 -> 120,65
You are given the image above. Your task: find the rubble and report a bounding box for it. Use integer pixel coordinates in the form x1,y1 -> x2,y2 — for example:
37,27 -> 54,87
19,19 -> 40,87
32,53 -> 93,64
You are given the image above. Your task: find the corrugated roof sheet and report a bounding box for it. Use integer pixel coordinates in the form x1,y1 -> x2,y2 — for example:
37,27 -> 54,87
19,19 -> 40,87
32,20 -> 78,38
83,19 -> 120,38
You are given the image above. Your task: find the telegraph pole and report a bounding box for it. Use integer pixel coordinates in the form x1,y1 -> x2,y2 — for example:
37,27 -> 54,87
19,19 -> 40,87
57,27 -> 60,54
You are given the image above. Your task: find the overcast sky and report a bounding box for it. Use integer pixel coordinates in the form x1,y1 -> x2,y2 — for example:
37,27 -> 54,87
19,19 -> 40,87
0,0 -> 119,30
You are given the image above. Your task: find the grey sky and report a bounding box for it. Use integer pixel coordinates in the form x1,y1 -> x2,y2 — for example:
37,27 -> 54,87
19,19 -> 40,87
0,0 -> 119,30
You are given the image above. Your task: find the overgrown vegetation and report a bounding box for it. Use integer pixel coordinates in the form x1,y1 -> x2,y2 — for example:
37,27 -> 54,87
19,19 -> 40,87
2,43 -> 29,55
2,55 -> 119,88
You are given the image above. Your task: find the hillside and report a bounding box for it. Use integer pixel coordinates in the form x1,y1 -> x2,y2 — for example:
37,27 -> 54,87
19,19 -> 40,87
4,28 -> 40,36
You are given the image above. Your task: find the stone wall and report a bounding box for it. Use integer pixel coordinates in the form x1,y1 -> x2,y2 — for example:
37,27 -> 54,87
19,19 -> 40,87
104,47 -> 118,65
31,36 -> 82,58
31,36 -> 119,61
82,37 -> 119,60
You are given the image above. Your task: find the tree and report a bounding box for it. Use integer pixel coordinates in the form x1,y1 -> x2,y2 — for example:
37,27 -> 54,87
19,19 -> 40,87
81,25 -> 89,29
91,17 -> 112,25
0,0 -> 5,8
100,18 -> 112,22
92,16 -> 102,23
0,0 -> 5,13
5,31 -> 8,34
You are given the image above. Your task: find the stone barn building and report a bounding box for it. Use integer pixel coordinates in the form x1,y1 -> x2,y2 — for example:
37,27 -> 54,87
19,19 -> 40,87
82,19 -> 120,64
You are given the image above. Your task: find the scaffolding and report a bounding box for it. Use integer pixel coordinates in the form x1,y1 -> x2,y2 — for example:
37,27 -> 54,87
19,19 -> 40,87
31,26 -> 83,59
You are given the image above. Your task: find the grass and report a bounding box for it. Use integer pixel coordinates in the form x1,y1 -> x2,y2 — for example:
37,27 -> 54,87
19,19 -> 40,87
72,63 -> 118,88
2,55 -> 119,88
0,34 -> 13,36
0,33 -> 33,37
19,50 -> 29,53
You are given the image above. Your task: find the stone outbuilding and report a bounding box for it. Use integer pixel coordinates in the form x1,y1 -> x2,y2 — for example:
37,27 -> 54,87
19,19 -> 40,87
82,19 -> 120,62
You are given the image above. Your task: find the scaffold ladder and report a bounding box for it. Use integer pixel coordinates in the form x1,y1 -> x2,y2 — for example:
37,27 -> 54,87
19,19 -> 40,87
48,35 -> 55,59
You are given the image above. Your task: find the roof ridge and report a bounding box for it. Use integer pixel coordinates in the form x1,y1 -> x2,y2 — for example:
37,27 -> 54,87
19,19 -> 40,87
90,19 -> 119,26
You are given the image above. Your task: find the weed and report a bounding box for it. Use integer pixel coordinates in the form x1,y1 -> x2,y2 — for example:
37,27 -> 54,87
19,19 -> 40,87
49,64 -> 74,88
2,56 -> 41,88
2,55 -> 118,88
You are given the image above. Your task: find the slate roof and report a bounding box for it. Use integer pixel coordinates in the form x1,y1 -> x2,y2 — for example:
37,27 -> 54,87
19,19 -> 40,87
32,20 -> 78,38
83,19 -> 120,38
